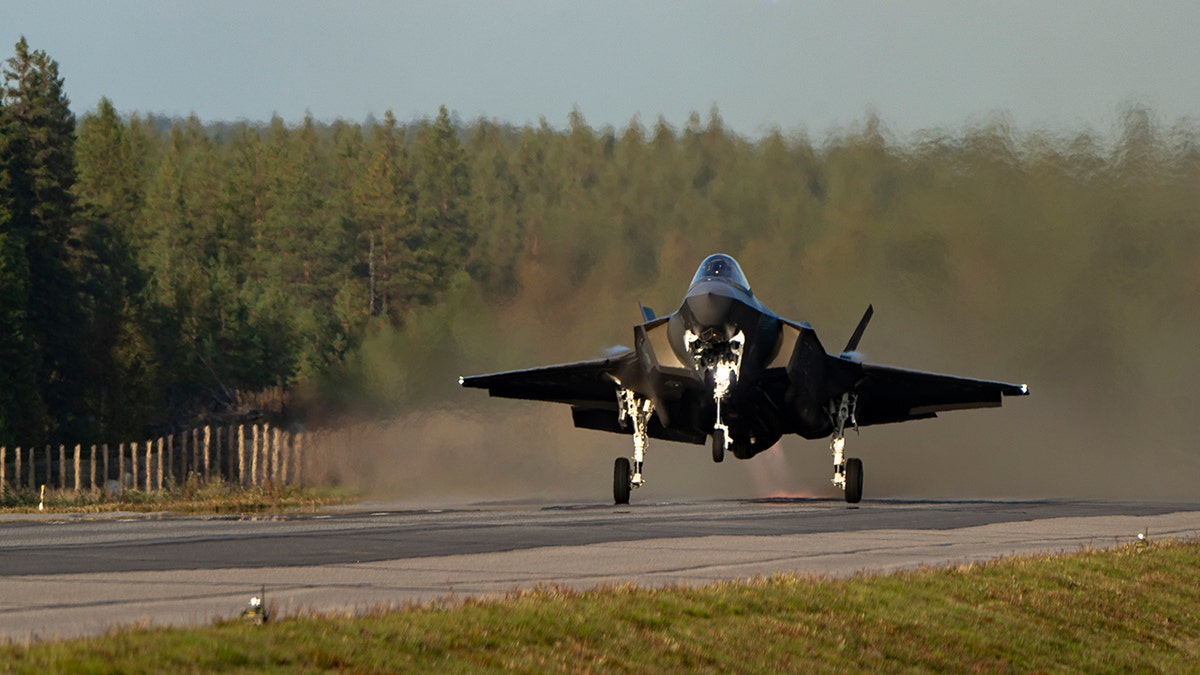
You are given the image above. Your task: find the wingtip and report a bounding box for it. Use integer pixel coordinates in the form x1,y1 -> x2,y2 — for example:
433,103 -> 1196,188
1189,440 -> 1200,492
458,376 -> 465,386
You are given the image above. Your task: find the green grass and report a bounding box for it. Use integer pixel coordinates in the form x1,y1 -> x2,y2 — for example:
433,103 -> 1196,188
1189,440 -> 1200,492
4,539 -> 1200,673
0,481 -> 358,515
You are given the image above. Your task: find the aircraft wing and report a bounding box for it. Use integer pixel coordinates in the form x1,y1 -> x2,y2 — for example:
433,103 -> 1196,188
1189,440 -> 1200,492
851,362 -> 1028,427
459,352 -> 634,407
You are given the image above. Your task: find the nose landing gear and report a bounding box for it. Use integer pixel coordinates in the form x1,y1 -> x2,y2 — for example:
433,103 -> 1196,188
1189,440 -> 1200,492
685,329 -> 745,464
711,426 -> 726,463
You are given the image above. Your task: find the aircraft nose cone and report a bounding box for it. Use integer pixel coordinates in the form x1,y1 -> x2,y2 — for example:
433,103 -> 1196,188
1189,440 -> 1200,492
686,292 -> 734,330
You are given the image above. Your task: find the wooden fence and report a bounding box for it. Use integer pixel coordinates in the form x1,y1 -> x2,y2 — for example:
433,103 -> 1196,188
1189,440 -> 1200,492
0,423 -> 307,497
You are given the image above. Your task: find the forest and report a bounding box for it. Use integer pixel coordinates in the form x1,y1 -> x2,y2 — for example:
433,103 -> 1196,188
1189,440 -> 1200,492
2,37 -> 1199,497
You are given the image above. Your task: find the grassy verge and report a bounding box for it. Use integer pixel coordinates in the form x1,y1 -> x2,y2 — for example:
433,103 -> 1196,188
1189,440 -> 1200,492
4,539 -> 1199,672
0,481 -> 358,515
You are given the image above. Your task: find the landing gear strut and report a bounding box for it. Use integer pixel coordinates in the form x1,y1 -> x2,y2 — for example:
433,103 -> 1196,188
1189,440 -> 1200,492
829,392 -> 863,504
686,329 -> 744,463
615,388 -> 654,504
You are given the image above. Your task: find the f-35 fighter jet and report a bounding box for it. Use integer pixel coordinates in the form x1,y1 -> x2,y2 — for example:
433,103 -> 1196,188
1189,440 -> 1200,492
460,254 -> 1028,504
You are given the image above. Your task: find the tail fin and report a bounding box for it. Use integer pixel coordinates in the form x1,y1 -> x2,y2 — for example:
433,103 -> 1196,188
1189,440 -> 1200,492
841,305 -> 873,356
639,303 -> 656,322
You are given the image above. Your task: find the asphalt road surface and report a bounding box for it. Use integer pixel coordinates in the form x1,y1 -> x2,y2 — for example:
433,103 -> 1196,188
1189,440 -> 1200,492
3,498 -> 1199,641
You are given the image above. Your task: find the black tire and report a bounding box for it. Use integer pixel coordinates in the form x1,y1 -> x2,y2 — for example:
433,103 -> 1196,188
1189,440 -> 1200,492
613,457 -> 631,505
711,429 -> 725,463
844,457 -> 863,504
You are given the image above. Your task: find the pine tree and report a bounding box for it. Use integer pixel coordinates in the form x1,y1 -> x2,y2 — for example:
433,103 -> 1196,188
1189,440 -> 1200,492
1,37 -> 85,441
351,109 -> 414,319
412,106 -> 473,304
465,118 -> 524,297
75,97 -> 142,218
0,100 -> 40,440
73,97 -> 161,439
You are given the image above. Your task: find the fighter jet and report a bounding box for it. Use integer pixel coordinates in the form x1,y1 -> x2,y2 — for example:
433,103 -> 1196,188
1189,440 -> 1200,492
460,254 -> 1028,504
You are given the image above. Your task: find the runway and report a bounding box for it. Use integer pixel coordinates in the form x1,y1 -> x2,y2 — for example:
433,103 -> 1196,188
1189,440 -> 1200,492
2,499 -> 1199,641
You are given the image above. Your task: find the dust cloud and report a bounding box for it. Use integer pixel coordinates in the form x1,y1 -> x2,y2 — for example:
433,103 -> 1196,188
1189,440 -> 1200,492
307,110 -> 1200,505
312,312 -> 1199,506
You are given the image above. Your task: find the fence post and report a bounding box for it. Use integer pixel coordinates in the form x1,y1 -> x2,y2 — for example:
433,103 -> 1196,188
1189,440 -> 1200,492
144,440 -> 152,492
58,445 -> 65,490
278,429 -> 288,482
229,425 -> 236,483
191,428 -> 199,479
272,427 -> 281,484
215,426 -> 223,482
251,424 -> 260,487
203,426 -> 211,480
132,442 -> 140,491
15,447 -> 21,491
259,424 -> 268,485
167,434 -> 174,486
90,445 -> 97,492
73,445 -> 81,494
295,432 -> 303,487
258,424 -> 267,486
157,438 -> 164,491
238,424 -> 245,486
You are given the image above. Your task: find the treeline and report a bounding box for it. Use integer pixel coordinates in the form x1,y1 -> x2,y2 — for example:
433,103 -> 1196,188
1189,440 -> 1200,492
2,37 -> 1199,451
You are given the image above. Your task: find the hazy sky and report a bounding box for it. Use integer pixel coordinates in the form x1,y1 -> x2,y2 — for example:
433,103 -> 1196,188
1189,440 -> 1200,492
5,1 -> 1198,138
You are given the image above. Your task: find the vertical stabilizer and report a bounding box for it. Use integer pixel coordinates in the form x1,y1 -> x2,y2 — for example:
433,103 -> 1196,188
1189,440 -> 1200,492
841,305 -> 873,356
639,303 -> 656,323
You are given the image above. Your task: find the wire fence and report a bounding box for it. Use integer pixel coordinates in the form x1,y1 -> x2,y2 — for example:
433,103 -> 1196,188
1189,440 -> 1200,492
0,423 -> 308,497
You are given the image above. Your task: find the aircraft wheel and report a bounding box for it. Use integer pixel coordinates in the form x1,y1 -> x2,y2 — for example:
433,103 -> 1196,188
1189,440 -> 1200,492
711,429 -> 725,463
613,457 -> 631,505
844,457 -> 863,504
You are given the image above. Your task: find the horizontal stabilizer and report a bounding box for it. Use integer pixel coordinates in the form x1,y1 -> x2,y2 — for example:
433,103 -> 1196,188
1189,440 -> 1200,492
851,361 -> 1028,426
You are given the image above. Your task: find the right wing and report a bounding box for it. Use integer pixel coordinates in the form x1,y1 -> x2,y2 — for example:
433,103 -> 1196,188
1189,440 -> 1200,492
459,351 -> 635,407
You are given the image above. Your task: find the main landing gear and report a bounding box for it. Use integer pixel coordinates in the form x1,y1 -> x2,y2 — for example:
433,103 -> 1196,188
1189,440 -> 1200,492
614,388 -> 653,505
829,392 -> 863,504
613,457 -> 631,505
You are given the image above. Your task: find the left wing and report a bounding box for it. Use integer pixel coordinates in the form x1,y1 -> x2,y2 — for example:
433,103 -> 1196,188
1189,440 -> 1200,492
459,352 -> 634,407
851,362 -> 1028,427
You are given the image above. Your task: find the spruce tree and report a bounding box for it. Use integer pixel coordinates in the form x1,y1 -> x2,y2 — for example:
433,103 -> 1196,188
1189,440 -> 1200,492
351,109 -> 414,319
413,106 -> 473,304
465,118 -> 524,297
0,98 -> 41,441
74,97 -> 159,439
1,37 -> 85,441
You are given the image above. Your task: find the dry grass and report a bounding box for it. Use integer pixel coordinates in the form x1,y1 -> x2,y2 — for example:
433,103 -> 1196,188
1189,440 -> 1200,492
0,479 -> 357,515
3,539 -> 1199,672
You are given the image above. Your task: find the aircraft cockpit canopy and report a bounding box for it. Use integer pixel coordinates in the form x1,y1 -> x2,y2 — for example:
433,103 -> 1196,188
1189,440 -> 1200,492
690,254 -> 751,292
